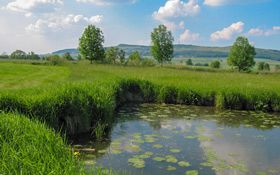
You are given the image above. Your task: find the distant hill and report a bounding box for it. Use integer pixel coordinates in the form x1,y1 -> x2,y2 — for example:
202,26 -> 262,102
52,44 -> 280,61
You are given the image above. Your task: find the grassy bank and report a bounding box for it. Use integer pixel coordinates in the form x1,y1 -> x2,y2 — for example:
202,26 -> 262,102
0,113 -> 78,174
1,61 -> 280,135
1,61 -> 280,174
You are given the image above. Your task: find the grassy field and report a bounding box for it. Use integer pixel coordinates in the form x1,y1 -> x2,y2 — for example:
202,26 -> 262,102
1,60 -> 280,174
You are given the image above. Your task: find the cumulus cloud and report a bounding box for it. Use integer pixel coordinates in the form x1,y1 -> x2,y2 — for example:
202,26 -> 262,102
179,29 -> 200,43
153,0 -> 200,31
153,0 -> 200,21
204,0 -> 226,6
4,0 -> 63,16
248,26 -> 280,36
210,21 -> 244,41
204,0 -> 269,6
76,0 -> 137,6
26,14 -> 103,33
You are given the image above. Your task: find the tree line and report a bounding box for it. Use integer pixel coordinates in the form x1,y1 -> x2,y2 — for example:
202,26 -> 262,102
78,24 -> 263,72
1,23 -> 273,72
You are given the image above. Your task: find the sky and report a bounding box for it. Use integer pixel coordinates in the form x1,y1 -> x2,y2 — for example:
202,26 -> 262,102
0,0 -> 279,54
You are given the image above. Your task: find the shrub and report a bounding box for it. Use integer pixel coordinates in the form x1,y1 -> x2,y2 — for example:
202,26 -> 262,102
210,60 -> 220,69
126,51 -> 142,66
47,55 -> 66,65
258,62 -> 270,71
141,58 -> 156,67
186,59 -> 193,66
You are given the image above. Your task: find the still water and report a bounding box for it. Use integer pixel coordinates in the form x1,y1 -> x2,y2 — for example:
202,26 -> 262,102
80,104 -> 280,175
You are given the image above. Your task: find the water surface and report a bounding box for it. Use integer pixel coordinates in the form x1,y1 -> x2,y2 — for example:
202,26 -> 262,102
80,104 -> 280,175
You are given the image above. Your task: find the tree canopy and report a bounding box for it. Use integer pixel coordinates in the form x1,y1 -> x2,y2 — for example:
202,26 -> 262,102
151,25 -> 174,65
227,36 -> 256,71
79,25 -> 105,64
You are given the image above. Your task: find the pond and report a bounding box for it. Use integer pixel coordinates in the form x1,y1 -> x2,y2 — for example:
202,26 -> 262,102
76,104 -> 280,175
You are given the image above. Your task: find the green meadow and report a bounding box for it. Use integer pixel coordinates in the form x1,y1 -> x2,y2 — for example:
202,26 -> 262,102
1,60 -> 280,174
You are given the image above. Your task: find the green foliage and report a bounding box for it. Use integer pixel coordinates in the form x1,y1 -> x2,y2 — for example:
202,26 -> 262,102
228,36 -> 256,71
258,62 -> 270,71
151,24 -> 174,65
195,63 -> 209,67
46,54 -> 65,65
77,54 -> 82,61
63,52 -> 74,61
0,113 -> 78,175
127,51 -> 142,66
10,50 -> 27,59
0,52 -> 9,59
79,25 -> 105,64
186,59 -> 193,66
141,58 -> 156,67
210,60 -> 220,69
105,47 -> 126,64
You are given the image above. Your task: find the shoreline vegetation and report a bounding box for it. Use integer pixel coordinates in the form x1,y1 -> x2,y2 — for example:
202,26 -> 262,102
1,24 -> 280,174
1,61 -> 280,174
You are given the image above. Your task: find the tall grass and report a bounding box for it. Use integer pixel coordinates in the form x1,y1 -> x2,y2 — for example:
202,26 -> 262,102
0,113 -> 78,175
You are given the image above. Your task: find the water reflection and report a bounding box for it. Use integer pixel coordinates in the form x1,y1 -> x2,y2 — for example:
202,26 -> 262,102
79,104 -> 280,175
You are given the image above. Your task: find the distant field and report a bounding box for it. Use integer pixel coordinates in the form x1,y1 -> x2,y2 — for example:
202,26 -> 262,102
1,61 -> 280,96
173,57 -> 280,70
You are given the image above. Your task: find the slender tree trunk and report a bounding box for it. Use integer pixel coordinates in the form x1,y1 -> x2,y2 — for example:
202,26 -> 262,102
90,60 -> 93,64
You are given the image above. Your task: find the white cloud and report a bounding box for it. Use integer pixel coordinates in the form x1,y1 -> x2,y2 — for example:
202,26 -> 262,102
204,0 -> 270,6
210,21 -> 244,41
76,0 -> 137,6
153,0 -> 200,31
26,14 -> 103,33
179,29 -> 200,43
248,26 -> 280,36
204,0 -> 226,6
153,0 -> 200,21
4,0 -> 63,16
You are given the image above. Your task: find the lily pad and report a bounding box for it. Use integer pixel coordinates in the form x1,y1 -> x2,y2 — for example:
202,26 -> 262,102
166,166 -> 176,171
178,161 -> 190,167
185,170 -> 199,175
169,149 -> 181,153
128,157 -> 145,169
153,157 -> 165,162
165,155 -> 178,163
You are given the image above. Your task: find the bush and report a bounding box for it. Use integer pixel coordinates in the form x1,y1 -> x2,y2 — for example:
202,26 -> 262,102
126,51 -> 142,66
141,58 -> 156,67
47,55 -> 66,65
186,59 -> 193,66
210,60 -> 220,69
195,63 -> 209,67
258,62 -> 270,71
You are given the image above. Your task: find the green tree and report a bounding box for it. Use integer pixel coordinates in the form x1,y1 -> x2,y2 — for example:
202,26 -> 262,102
258,62 -> 270,71
127,51 -> 142,66
79,25 -> 105,64
77,54 -> 82,61
227,36 -> 256,71
210,60 -> 220,69
105,47 -> 119,64
62,52 -> 73,61
151,24 -> 174,66
27,51 -> 40,60
10,50 -> 27,59
119,49 -> 126,64
186,59 -> 193,66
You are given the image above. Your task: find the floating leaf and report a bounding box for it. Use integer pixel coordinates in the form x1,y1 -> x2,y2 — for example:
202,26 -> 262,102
166,166 -> 176,171
178,161 -> 190,167
153,157 -> 165,162
185,170 -> 199,175
165,155 -> 178,163
169,149 -> 181,153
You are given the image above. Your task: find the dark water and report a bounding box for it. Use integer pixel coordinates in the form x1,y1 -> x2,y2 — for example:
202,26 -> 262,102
80,104 -> 280,175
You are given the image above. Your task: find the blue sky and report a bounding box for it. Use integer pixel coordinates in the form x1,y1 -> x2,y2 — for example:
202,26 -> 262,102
0,0 -> 279,53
